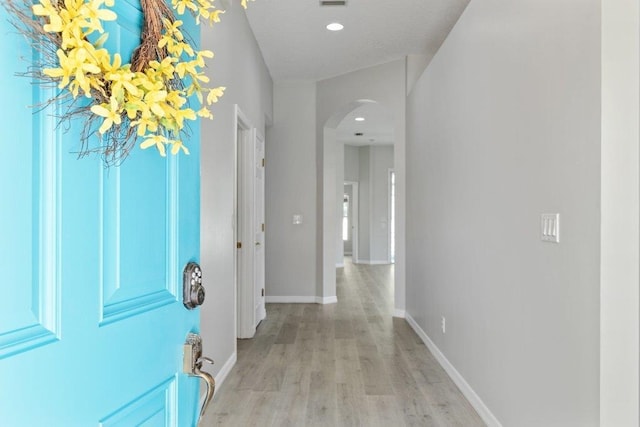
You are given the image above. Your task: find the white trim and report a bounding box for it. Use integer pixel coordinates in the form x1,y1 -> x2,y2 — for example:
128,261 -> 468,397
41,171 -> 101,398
393,309 -> 406,318
214,351 -> 237,390
336,263 -> 345,268
234,105 -> 257,340
357,260 -> 390,265
203,351 -> 237,405
405,312 -> 502,427
266,296 -> 317,304
266,296 -> 338,305
600,1 -> 640,424
388,168 -> 395,264
318,296 -> 338,305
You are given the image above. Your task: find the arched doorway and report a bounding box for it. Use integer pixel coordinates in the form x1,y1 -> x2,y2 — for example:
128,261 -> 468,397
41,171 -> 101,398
320,99 -> 397,304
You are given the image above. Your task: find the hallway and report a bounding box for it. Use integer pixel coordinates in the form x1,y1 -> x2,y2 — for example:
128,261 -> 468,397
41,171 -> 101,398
203,259 -> 484,426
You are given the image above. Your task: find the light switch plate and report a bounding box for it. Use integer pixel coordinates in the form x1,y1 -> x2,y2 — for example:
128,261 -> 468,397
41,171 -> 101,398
541,213 -> 560,243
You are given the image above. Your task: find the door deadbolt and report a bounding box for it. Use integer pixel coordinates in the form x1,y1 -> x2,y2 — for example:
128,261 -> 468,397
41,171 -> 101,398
183,262 -> 205,309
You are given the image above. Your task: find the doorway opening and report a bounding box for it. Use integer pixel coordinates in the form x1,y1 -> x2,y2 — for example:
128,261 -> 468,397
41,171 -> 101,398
343,181 -> 359,263
322,99 -> 397,304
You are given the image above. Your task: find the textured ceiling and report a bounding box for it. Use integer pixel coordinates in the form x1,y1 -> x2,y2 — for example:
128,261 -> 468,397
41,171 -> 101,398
244,0 -> 471,81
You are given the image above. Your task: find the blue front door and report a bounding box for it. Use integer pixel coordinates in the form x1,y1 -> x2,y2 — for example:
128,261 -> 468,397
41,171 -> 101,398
0,2 -> 202,425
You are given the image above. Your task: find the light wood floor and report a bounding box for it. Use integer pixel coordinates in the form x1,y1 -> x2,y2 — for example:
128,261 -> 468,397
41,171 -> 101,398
203,258 -> 484,426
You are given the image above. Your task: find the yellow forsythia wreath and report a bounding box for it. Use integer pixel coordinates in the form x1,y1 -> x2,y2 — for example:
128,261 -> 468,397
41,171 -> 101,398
4,0 -> 253,164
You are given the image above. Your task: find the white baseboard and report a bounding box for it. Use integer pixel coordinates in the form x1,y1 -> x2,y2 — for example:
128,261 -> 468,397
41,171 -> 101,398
336,263 -> 345,268
215,351 -> 237,389
202,351 -> 237,406
356,260 -> 391,265
318,296 -> 338,305
266,296 -> 317,303
405,312 -> 502,427
266,295 -> 338,305
393,309 -> 406,318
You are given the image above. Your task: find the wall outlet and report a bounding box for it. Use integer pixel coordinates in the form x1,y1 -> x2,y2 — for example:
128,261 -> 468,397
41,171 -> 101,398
441,316 -> 446,334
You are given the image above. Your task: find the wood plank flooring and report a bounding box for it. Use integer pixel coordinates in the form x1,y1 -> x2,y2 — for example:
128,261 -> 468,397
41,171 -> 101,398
203,258 -> 485,426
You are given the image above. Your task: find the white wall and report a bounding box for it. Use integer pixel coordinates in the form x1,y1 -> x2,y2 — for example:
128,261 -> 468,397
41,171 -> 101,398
317,60 -> 406,310
406,0 -> 601,425
345,145 -> 360,182
265,81 -> 317,299
200,3 -> 272,378
358,147 -> 371,261
601,0 -> 640,425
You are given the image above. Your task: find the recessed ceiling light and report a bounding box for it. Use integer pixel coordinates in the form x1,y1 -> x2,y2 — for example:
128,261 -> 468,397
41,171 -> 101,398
355,117 -> 365,122
326,22 -> 344,31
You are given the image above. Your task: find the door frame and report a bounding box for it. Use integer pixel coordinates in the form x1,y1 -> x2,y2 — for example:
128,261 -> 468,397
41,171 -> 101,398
234,105 -> 257,339
254,131 -> 266,326
388,168 -> 395,264
344,181 -> 359,263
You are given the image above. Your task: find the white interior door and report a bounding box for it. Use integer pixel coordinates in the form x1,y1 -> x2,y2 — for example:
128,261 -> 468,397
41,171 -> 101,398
235,106 -> 257,339
254,133 -> 266,325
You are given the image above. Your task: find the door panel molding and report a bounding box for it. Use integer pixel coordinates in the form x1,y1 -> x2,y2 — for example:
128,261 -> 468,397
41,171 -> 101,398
99,154 -> 177,326
0,85 -> 60,359
99,376 -> 177,426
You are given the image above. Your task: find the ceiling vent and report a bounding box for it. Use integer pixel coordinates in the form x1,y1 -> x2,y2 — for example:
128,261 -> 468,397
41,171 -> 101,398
320,0 -> 347,6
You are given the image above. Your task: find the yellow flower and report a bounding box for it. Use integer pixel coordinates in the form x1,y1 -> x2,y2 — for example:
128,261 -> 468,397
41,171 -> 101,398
90,97 -> 122,134
124,97 -> 145,120
170,140 -> 190,155
144,90 -> 169,117
197,107 -> 213,119
102,54 -> 140,99
149,57 -> 178,79
205,9 -> 224,24
162,19 -> 184,41
194,50 -> 214,67
206,86 -> 225,105
171,107 -> 196,128
172,0 -> 197,15
131,111 -> 159,136
140,134 -> 168,156
32,0 -> 63,33
166,91 -> 187,109
82,0 -> 117,33
133,73 -> 163,92
43,50 -> 73,89
175,60 -> 198,79
164,40 -> 194,58
185,81 -> 203,103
